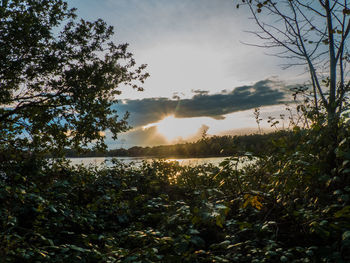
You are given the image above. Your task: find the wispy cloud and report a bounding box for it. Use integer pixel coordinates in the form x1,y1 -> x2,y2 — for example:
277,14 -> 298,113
71,0 -> 308,100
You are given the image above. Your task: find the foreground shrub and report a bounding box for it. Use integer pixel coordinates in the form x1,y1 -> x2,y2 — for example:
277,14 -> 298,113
1,124 -> 350,262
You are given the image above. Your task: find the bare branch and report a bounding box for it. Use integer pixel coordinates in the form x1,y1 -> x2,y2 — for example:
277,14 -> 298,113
294,0 -> 326,17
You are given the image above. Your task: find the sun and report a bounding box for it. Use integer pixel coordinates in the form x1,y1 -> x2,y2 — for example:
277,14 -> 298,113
144,115 -> 201,142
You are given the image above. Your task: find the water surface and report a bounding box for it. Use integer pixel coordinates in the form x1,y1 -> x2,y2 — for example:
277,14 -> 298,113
68,156 -> 228,167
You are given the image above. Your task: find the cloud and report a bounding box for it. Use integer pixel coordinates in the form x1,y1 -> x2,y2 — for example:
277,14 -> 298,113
108,123 -> 211,148
113,79 -> 292,127
105,126 -> 168,148
73,0 -> 309,101
114,98 -> 178,127
192,89 -> 210,96
107,103 -> 294,148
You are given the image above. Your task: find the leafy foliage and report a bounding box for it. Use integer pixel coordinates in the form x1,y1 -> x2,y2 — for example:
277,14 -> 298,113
0,0 -> 148,154
1,121 -> 350,262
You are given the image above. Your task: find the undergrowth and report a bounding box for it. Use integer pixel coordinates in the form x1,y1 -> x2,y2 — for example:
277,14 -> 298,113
1,125 -> 350,262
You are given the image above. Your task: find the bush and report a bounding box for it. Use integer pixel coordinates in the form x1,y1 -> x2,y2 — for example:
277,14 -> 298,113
1,123 -> 350,262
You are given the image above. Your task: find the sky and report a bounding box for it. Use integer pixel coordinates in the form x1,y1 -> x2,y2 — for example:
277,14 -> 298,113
68,0 -> 308,148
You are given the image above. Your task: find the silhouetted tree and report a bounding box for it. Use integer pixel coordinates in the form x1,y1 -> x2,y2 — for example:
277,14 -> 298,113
0,0 -> 148,155
236,0 -> 350,123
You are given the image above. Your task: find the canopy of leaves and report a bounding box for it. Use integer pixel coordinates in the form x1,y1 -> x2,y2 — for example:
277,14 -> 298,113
0,0 -> 148,154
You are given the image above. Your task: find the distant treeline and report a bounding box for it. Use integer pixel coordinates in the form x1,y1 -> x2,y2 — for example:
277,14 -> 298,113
65,131 -> 297,158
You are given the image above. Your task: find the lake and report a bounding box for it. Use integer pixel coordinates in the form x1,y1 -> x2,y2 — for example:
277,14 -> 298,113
68,156 -> 228,167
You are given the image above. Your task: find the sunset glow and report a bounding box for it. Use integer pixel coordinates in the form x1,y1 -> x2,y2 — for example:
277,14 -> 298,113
143,115 -> 201,142
136,105 -> 292,147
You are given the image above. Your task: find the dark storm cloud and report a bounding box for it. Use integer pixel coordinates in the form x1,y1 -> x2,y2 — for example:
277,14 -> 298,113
114,79 -> 290,127
114,98 -> 179,127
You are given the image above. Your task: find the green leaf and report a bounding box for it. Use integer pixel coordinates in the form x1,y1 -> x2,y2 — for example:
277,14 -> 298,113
334,206 -> 350,218
190,236 -> 205,247
69,245 -> 86,252
49,205 -> 57,213
280,255 -> 288,262
342,231 -> 350,241
216,215 -> 224,228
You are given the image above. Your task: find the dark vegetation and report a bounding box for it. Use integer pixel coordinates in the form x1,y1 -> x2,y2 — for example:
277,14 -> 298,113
1,0 -> 350,262
64,132 -> 295,158
1,124 -> 350,262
